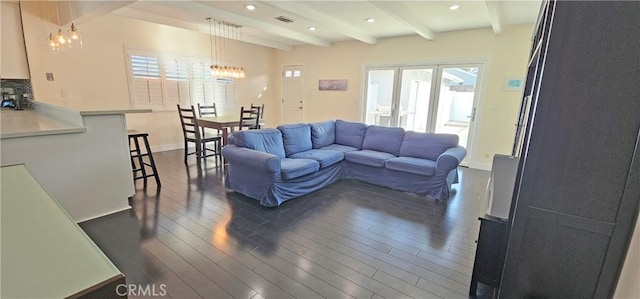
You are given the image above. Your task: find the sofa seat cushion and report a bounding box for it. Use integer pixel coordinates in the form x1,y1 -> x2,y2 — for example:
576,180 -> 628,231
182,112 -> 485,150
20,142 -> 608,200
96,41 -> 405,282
310,120 -> 336,149
362,126 -> 405,156
320,144 -> 359,153
289,150 -> 343,169
277,124 -> 313,156
386,157 -> 437,176
335,120 -> 367,149
345,150 -> 396,168
280,158 -> 320,180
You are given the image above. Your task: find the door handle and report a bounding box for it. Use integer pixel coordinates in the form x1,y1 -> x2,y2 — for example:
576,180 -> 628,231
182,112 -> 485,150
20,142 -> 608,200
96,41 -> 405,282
298,107 -> 303,109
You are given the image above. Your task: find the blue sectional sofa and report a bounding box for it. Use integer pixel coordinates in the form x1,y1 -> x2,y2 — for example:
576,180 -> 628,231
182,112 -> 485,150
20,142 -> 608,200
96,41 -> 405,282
221,120 -> 467,207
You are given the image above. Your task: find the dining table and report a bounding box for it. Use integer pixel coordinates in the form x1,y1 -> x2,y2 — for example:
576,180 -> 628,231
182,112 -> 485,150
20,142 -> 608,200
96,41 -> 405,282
197,115 -> 264,146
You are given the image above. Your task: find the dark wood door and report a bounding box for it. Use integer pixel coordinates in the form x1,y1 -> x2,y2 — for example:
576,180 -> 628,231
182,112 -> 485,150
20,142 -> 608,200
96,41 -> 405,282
500,1 -> 640,298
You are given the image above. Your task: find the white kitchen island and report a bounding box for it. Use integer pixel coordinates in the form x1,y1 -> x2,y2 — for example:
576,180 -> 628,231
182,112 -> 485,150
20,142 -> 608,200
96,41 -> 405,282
1,164 -> 125,298
0,101 -> 150,222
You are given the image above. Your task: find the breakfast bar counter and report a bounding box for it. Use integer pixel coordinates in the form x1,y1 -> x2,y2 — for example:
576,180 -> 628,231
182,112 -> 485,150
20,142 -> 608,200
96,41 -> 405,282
1,102 -> 150,139
0,109 -> 86,139
1,101 -> 151,222
1,164 -> 125,298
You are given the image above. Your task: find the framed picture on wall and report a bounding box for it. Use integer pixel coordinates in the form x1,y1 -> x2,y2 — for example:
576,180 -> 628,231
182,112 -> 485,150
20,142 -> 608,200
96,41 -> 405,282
319,79 -> 348,91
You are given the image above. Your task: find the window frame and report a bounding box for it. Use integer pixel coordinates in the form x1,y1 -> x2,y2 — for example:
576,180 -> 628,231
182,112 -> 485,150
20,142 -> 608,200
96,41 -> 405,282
124,47 -> 236,111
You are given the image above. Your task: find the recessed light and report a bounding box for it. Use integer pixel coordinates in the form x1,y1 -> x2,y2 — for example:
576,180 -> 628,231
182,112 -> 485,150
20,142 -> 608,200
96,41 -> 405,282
449,4 -> 461,10
365,18 -> 375,23
245,4 -> 256,11
308,26 -> 317,31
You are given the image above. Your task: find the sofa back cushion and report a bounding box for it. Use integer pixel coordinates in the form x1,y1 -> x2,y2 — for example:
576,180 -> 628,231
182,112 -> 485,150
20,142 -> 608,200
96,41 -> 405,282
399,132 -> 459,161
362,126 -> 405,156
335,120 -> 367,149
309,120 -> 336,149
277,123 -> 313,156
233,129 -> 286,159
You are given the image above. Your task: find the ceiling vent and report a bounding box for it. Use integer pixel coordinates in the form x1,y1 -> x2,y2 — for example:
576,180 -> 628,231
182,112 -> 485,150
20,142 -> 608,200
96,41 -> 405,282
275,16 -> 294,23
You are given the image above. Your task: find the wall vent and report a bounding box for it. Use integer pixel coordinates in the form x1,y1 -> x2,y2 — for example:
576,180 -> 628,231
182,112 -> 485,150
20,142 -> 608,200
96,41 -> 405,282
275,16 -> 294,23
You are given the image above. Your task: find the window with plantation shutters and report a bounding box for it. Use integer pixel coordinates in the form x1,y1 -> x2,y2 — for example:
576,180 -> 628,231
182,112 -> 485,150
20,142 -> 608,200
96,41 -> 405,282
214,77 -> 236,105
190,58 -> 236,107
162,55 -> 190,108
125,48 -> 235,111
131,55 -> 161,79
190,60 -> 214,107
127,50 -> 163,109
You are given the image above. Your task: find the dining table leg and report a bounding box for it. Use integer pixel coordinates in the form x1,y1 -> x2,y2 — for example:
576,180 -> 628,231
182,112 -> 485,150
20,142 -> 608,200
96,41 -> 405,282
221,127 -> 229,165
222,127 -> 229,146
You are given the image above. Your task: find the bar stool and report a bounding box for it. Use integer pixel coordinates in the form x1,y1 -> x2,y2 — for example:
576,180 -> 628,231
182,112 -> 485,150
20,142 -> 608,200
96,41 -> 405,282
128,130 -> 161,188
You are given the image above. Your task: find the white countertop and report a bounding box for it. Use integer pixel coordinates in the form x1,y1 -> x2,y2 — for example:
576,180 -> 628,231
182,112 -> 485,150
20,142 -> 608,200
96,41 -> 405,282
0,102 -> 152,139
0,164 -> 123,298
0,109 -> 86,139
79,108 -> 152,116
56,101 -> 152,115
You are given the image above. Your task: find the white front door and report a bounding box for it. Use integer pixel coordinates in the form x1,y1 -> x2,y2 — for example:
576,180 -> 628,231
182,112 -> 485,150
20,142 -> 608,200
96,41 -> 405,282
282,65 -> 304,124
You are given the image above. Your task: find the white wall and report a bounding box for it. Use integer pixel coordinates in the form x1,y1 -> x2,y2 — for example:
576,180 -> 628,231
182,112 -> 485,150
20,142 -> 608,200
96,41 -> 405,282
19,2 -> 276,150
1,2 -> 30,79
18,1 -> 532,167
275,24 -> 533,168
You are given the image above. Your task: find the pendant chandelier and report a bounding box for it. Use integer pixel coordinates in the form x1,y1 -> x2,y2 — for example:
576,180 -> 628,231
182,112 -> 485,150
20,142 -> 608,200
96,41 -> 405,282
47,1 -> 83,52
207,17 -> 245,79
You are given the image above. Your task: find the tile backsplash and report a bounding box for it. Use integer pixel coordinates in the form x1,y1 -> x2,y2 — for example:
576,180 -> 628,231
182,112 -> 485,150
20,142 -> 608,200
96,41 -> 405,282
1,79 -> 33,109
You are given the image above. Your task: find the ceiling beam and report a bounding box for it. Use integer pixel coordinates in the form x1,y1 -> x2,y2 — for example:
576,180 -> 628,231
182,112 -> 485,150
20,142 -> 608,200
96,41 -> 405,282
156,1 -> 331,48
484,0 -> 503,34
370,2 -> 434,41
67,1 -> 137,26
112,6 -> 293,51
260,1 -> 377,45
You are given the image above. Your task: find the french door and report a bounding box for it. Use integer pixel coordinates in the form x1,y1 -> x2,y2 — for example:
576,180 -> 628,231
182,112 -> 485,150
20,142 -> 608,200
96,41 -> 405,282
364,64 -> 482,164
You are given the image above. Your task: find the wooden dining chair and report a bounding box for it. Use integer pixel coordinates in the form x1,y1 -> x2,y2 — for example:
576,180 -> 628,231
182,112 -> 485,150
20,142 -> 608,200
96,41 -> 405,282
197,103 -> 223,135
197,103 -> 219,117
177,104 -> 221,164
238,106 -> 261,130
251,103 -> 264,128
197,103 -> 223,156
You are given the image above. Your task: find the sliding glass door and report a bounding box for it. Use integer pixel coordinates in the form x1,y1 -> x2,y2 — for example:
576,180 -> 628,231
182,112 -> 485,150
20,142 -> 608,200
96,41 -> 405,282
365,67 -> 435,131
398,68 -> 435,132
364,64 -> 482,164
433,66 -> 479,150
364,69 -> 396,126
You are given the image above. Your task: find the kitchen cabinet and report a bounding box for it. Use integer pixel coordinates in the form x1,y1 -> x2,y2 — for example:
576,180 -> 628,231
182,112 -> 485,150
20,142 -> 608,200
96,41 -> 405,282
470,154 -> 519,296
1,2 -> 30,79
470,215 -> 507,296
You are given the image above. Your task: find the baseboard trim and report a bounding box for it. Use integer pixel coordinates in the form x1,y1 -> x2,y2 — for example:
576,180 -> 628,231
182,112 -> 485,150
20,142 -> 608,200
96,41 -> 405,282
466,162 -> 492,171
77,206 -> 132,223
150,143 -> 191,153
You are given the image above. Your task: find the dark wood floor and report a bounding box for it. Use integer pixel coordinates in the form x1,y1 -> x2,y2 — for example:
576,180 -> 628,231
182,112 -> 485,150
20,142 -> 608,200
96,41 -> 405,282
80,149 -> 493,299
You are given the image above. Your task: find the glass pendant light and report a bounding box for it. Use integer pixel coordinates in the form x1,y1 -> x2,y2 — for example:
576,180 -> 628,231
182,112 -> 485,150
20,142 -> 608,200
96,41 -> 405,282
69,23 -> 80,40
